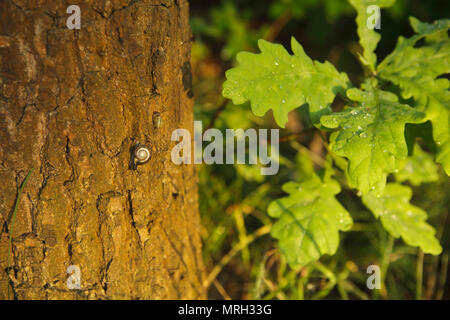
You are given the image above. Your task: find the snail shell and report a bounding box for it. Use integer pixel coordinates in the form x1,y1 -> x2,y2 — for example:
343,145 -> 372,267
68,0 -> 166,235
134,145 -> 150,164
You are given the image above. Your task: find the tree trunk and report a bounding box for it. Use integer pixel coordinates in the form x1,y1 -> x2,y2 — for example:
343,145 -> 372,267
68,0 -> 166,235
0,0 -> 204,299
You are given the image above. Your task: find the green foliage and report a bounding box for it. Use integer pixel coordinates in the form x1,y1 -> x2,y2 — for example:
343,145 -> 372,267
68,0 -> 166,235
222,0 -> 449,270
348,0 -> 395,70
223,38 -> 350,127
362,183 -> 442,255
395,144 -> 439,186
268,159 -> 353,267
321,84 -> 425,196
192,0 -> 450,300
378,18 -> 450,174
191,1 -> 263,60
269,0 -> 353,23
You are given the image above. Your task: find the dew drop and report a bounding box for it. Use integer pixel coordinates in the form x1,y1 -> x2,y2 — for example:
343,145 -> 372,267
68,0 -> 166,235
359,132 -> 368,138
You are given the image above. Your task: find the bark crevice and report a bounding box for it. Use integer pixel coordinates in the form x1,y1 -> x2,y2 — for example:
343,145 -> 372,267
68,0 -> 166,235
0,0 -> 204,299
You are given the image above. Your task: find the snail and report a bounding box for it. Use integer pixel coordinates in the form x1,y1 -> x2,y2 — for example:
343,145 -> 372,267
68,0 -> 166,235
129,143 -> 151,169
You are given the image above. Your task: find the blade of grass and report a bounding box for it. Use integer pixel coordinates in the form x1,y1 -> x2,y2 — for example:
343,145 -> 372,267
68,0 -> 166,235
311,261 -> 337,300
436,252 -> 448,300
233,207 -> 250,265
340,279 -> 369,300
213,279 -> 232,300
373,234 -> 394,299
204,224 -> 271,289
7,168 -> 33,300
416,249 -> 424,300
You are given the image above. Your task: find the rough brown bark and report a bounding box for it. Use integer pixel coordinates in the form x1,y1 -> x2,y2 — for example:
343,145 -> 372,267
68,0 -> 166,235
0,0 -> 204,299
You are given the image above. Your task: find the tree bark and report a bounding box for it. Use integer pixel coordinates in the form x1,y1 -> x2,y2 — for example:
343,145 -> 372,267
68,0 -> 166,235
0,0 -> 204,299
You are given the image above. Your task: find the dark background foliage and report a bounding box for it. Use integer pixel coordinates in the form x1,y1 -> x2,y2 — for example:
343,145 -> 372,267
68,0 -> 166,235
190,0 -> 450,299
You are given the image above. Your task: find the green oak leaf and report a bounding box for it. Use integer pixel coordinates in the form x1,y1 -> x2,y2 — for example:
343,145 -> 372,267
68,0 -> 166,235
349,0 -> 396,70
384,76 -> 450,175
378,17 -> 450,75
378,18 -> 450,174
320,85 -> 425,196
395,144 -> 439,186
420,78 -> 450,174
268,164 -> 352,268
362,183 -> 442,255
222,37 -> 350,128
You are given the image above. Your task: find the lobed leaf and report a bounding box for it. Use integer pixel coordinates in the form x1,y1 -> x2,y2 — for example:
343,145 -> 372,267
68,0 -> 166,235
378,17 -> 450,174
362,183 -> 442,255
268,164 -> 352,268
395,143 -> 439,186
349,0 -> 396,70
321,85 -> 425,196
222,37 -> 350,127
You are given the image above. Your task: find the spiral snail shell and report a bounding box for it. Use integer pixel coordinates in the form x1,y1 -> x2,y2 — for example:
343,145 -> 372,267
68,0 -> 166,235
134,145 -> 150,164
129,143 -> 151,169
